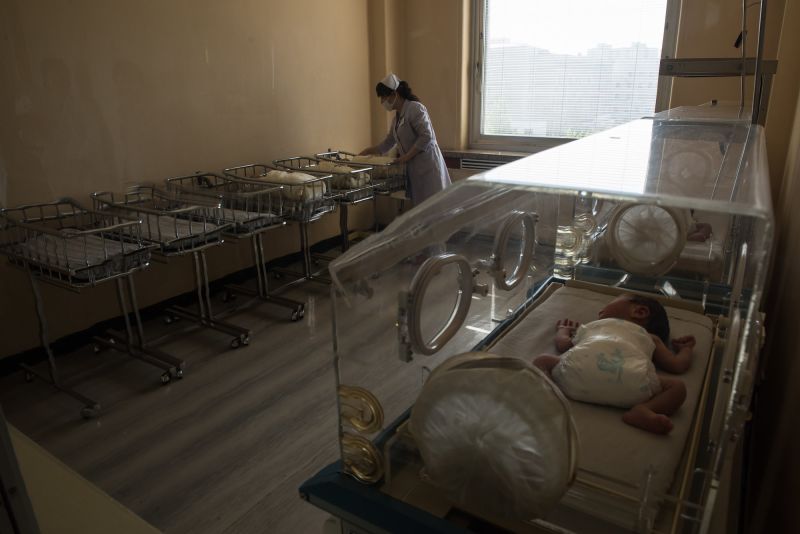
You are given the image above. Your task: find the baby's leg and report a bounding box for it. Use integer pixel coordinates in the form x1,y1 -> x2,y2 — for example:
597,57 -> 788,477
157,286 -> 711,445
533,354 -> 560,376
622,377 -> 687,435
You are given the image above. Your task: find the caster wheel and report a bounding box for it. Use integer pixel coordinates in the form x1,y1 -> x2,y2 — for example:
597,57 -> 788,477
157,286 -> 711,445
93,344 -> 101,353
24,372 -> 34,383
222,291 -> 237,303
164,315 -> 174,325
230,338 -> 241,349
291,311 -> 300,322
241,335 -> 250,346
173,368 -> 184,379
81,406 -> 100,419
273,272 -> 282,280
160,372 -> 171,385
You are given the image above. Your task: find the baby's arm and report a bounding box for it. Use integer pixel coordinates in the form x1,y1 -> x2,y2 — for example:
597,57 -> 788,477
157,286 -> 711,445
651,335 -> 695,374
687,222 -> 713,242
555,318 -> 579,353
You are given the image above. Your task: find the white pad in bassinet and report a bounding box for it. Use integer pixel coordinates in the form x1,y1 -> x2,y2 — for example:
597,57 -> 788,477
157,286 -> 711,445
260,170 -> 328,201
312,161 -> 371,189
138,214 -> 221,246
487,284 -> 714,525
350,155 -> 395,165
15,232 -> 144,280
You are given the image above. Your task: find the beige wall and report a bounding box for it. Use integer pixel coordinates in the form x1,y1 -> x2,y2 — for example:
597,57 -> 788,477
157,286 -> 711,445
748,69 -> 800,534
669,0 -> 784,108
747,1 -> 800,530
366,0 -> 468,150
367,0 -> 404,146
0,0 -> 372,358
668,0 -> 798,196
402,0 -> 469,151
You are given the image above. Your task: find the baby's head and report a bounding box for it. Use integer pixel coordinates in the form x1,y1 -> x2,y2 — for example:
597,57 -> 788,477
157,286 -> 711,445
598,293 -> 669,343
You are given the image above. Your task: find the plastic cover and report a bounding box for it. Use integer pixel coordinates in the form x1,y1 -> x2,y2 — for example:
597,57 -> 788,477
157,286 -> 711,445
409,352 -> 577,521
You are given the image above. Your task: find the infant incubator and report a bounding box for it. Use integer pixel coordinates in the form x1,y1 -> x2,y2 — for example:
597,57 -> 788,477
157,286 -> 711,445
300,105 -> 773,533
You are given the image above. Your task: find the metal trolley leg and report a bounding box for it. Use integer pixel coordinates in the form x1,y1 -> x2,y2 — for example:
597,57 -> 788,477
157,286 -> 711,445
272,221 -> 331,286
340,203 -> 350,251
93,276 -> 186,383
166,250 -> 252,349
20,272 -> 101,419
224,234 -> 305,321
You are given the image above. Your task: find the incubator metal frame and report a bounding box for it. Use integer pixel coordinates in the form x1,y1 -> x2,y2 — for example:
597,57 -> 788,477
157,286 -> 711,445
92,185 -> 252,349
0,199 -> 184,418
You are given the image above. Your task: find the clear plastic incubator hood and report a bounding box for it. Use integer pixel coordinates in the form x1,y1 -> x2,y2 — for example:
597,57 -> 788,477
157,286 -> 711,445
300,106 -> 773,534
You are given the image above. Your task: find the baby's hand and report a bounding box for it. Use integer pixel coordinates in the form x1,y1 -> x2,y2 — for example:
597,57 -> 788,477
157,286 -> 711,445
556,318 -> 580,335
672,335 -> 696,352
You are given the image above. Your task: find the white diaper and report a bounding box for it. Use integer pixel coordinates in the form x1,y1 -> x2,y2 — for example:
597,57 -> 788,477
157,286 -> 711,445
551,318 -> 661,408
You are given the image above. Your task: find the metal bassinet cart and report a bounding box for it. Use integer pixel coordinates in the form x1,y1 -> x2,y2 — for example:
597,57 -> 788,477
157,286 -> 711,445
274,156 -> 374,252
165,172 -> 305,321
315,150 -> 406,193
0,199 -> 184,418
317,150 -> 408,243
223,163 -> 336,286
91,185 -> 252,349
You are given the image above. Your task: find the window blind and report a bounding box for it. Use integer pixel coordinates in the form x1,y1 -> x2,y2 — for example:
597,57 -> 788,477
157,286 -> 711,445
481,0 -> 668,139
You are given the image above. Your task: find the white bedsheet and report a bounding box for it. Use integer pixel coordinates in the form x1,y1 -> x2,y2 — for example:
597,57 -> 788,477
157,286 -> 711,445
486,284 -> 714,526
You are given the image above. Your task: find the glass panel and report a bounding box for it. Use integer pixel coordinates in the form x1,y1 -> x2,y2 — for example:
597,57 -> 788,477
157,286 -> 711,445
482,0 -> 668,138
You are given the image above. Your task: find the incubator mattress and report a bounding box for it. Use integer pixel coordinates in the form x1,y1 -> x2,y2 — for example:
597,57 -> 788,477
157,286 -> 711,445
487,284 -> 713,525
138,214 -> 223,253
8,232 -> 149,283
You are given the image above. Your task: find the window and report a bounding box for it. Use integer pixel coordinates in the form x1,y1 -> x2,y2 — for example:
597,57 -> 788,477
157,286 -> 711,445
471,0 -> 678,151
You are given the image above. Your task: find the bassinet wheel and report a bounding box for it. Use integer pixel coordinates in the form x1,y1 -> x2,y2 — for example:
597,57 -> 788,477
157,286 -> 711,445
173,368 -> 184,379
222,290 -> 236,303
80,406 -> 100,419
24,371 -> 33,383
241,335 -> 250,346
273,272 -> 282,280
291,309 -> 303,322
160,372 -> 171,385
230,337 -> 241,349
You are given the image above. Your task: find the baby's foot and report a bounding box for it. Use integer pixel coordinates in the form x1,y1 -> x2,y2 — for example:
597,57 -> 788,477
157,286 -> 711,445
622,405 -> 674,435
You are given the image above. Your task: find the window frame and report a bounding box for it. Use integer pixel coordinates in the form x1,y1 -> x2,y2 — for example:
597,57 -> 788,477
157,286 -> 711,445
468,0 -> 680,152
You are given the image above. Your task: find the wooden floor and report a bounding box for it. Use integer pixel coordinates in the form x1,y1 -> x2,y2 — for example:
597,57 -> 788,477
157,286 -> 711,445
0,240 -> 542,534
1,272 -> 340,534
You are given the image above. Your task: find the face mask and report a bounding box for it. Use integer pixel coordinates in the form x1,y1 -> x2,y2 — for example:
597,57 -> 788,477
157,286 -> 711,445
381,94 -> 396,111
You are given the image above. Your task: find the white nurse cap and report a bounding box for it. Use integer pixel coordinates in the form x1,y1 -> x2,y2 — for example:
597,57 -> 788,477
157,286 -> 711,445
380,73 -> 400,90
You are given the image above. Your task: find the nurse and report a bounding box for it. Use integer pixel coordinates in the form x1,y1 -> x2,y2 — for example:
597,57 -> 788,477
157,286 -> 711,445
360,73 -> 451,206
